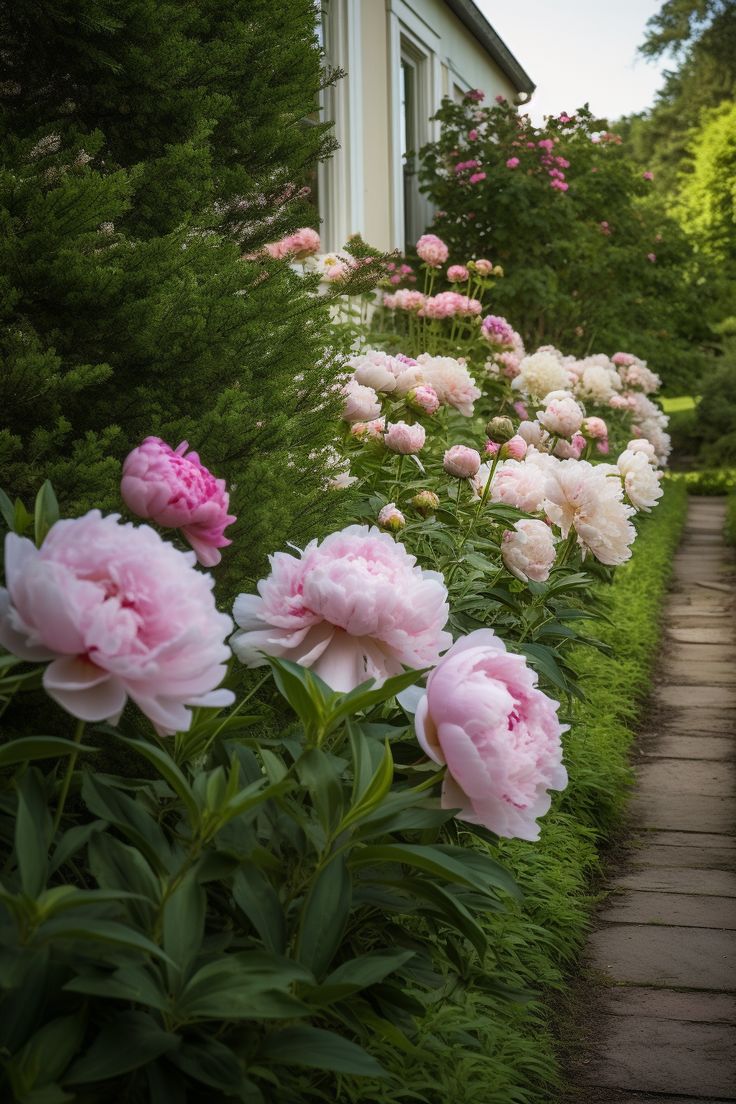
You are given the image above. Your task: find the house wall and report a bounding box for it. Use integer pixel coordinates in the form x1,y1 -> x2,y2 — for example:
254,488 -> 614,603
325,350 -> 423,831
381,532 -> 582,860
322,0 -> 528,252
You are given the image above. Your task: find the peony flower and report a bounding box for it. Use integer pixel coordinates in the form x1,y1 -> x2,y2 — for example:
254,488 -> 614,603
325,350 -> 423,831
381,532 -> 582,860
537,392 -> 584,437
502,519 -> 557,582
417,354 -> 481,417
554,433 -> 585,459
413,630 -> 568,840
407,384 -> 440,415
544,459 -> 636,565
377,503 -> 406,530
576,359 -> 622,404
473,259 -> 493,276
121,438 -> 236,567
341,379 -> 382,422
444,445 -> 481,478
384,421 -> 426,454
583,416 -> 608,439
513,351 -> 572,398
489,457 -> 549,513
617,449 -> 664,512
504,435 -> 528,460
416,233 -> 449,267
264,227 -> 321,260
506,157 -> 520,168
231,526 -> 451,692
469,171 -> 486,184
351,351 -> 400,393
412,489 -> 440,515
447,264 -> 469,283
486,416 -> 515,443
627,437 -> 657,462
350,417 -> 385,441
0,512 -> 234,733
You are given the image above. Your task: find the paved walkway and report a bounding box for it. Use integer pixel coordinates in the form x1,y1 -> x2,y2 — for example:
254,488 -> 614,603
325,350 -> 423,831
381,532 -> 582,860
575,496 -> 736,1103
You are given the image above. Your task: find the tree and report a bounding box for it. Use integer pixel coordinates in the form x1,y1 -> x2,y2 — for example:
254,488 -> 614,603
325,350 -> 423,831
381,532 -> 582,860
0,0 -> 352,597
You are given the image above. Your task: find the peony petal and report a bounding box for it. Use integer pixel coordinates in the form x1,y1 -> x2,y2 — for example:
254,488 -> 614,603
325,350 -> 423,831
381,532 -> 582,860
43,656 -> 127,723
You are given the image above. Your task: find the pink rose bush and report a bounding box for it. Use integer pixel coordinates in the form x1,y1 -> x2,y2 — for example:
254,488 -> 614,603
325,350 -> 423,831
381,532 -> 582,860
230,525 -> 452,692
0,512 -> 234,733
413,630 -> 568,840
121,437 -> 236,567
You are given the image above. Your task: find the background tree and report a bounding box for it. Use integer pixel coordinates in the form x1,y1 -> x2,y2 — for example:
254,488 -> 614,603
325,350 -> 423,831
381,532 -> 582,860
0,0 -> 362,598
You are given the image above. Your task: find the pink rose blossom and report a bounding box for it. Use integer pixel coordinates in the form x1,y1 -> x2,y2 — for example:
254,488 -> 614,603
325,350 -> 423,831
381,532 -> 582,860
506,157 -> 520,168
444,445 -> 481,478
447,264 -> 469,283
416,233 -> 449,267
377,503 -> 406,530
494,94 -> 505,103
413,629 -> 568,840
231,526 -> 451,692
121,438 -> 236,567
0,512 -> 234,733
466,89 -> 486,103
384,421 -> 426,454
502,518 -> 557,582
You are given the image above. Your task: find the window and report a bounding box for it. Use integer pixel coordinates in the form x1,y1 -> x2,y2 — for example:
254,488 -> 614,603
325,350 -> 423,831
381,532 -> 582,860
400,40 -> 430,251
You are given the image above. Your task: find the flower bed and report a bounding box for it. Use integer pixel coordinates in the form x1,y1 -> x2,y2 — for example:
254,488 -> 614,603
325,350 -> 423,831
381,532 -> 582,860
0,230 -> 682,1102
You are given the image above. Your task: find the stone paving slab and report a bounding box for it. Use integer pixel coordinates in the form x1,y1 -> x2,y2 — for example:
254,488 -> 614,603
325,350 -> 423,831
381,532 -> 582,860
599,891 -> 736,928
598,986 -> 736,1022
662,663 -> 736,686
667,627 -> 735,645
628,791 -> 736,833
580,1014 -> 736,1097
614,867 -> 736,896
588,924 -> 736,989
629,841 -> 736,870
636,758 -> 736,796
639,735 -> 735,760
650,708 -> 734,736
653,685 -> 736,709
597,1097 -> 734,1103
638,830 -> 736,850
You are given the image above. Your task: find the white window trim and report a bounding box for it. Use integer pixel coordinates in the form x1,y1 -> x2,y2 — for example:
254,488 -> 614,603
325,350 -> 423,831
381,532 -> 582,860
318,0 -> 364,250
387,0 -> 442,251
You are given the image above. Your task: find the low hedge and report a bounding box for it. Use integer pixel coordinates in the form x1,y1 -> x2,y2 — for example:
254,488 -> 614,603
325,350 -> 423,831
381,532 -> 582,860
342,481 -> 688,1104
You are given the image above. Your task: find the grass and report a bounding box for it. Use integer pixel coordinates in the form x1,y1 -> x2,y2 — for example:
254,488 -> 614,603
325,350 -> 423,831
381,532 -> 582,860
660,394 -> 697,413
725,490 -> 736,546
333,482 -> 689,1104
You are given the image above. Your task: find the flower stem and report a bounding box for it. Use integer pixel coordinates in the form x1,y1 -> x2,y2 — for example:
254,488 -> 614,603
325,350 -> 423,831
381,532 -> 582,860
53,719 -> 85,832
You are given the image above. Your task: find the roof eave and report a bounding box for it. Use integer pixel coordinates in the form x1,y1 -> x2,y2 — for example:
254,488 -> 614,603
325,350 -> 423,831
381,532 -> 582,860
443,0 -> 536,96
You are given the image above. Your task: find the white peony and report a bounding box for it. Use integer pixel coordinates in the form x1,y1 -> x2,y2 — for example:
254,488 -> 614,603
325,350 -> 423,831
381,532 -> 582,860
341,379 -> 382,422
502,519 -> 557,582
512,351 -> 572,399
537,391 -> 584,437
544,459 -> 636,565
617,449 -> 664,512
417,354 -> 481,417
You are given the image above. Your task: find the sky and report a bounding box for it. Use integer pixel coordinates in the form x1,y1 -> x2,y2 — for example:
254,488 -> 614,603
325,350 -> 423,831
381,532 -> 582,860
477,0 -> 671,123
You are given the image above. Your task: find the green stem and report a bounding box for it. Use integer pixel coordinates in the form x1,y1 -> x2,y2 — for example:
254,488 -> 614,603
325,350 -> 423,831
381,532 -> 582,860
53,719 -> 85,832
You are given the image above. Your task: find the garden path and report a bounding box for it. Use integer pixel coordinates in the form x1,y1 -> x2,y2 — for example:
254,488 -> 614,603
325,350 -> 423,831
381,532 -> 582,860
574,495 -> 736,1103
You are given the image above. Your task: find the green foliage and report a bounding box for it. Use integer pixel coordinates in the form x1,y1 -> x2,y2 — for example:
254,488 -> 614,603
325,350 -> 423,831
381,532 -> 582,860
725,489 -> 736,544
0,0 -> 351,596
416,98 -> 708,392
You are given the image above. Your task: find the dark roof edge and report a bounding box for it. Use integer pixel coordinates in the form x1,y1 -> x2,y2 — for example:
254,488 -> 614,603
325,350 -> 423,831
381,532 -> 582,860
443,0 -> 536,95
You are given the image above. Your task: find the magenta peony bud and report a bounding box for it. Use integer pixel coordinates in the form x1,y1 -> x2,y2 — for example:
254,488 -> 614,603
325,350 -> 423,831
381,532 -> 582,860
121,438 -> 236,567
444,445 -> 481,478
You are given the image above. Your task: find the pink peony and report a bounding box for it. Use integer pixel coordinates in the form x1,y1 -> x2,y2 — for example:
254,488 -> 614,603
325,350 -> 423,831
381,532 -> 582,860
504,435 -> 528,460
468,129 -> 479,141
265,227 -> 321,260
407,384 -> 440,415
554,433 -> 586,459
418,354 -> 481,417
447,264 -> 470,283
502,519 -> 557,582
469,171 -> 486,184
612,352 -> 635,367
377,503 -> 406,530
537,394 -> 584,438
473,259 -> 493,276
350,417 -> 385,441
583,416 -> 608,439
506,157 -> 520,169
490,458 -> 549,512
0,512 -> 234,733
647,252 -> 657,262
413,630 -> 568,840
121,438 -> 236,567
444,445 -> 481,478
231,526 -> 451,692
544,459 -> 636,565
642,171 -> 654,181
341,379 -> 382,422
384,421 -> 426,454
416,233 -> 449,267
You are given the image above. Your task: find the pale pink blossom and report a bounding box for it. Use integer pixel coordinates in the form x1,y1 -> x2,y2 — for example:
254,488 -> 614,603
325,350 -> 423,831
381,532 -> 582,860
350,417 -> 385,441
627,438 -> 657,462
264,227 -> 321,260
0,512 -> 233,733
121,438 -> 236,567
502,519 -> 557,582
617,449 -> 664,512
384,421 -> 426,454
544,460 -> 636,565
506,157 -> 520,168
490,458 -> 549,513
417,354 -> 481,417
497,352 -> 522,378
537,393 -> 584,437
517,420 -> 549,449
231,526 -> 451,692
513,351 -> 572,398
383,288 -> 426,312
504,435 -> 528,460
393,364 -> 427,396
377,503 -> 406,530
444,445 -> 481,478
447,264 -> 469,283
583,416 -> 608,439
554,433 -> 586,459
351,351 -> 401,393
407,384 -> 440,415
342,379 -> 382,422
473,259 -> 493,276
413,629 -> 568,840
416,233 -> 449,267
